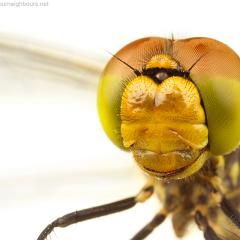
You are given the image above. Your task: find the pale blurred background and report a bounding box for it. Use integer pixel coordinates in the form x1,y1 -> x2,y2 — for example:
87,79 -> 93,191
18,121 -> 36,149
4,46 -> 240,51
0,0 -> 239,239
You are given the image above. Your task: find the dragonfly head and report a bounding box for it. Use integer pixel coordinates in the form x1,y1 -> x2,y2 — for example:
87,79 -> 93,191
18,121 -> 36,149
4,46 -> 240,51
98,37 -> 240,180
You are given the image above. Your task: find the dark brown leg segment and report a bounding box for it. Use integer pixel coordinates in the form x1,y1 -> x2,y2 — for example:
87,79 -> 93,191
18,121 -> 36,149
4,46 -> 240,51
130,211 -> 167,240
37,184 -> 153,240
195,211 -> 222,240
220,197 -> 240,228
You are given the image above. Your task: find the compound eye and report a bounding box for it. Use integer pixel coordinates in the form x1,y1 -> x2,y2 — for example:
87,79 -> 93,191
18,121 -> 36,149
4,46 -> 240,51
173,37 -> 240,155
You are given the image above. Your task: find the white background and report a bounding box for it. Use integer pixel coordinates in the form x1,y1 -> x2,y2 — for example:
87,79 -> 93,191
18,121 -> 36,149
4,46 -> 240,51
0,0 -> 239,239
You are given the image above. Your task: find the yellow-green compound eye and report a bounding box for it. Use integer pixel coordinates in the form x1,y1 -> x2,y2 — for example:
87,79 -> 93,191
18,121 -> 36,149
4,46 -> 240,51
98,73 -> 127,149
98,37 -> 240,158
173,38 -> 240,155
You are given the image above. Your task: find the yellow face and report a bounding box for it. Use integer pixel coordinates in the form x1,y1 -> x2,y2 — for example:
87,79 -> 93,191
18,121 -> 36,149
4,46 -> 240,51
120,55 -> 208,179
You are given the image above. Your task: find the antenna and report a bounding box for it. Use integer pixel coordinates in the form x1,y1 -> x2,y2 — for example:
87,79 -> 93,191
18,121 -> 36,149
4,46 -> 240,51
106,51 -> 141,76
188,52 -> 209,72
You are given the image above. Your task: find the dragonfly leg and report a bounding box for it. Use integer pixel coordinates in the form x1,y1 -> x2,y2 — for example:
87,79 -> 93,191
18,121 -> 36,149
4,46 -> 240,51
130,209 -> 167,240
220,196 -> 240,228
198,174 -> 240,230
194,211 -> 222,240
37,183 -> 154,240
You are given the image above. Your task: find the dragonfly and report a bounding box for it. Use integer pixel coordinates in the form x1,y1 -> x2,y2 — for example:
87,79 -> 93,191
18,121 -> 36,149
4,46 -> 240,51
0,35 -> 239,240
